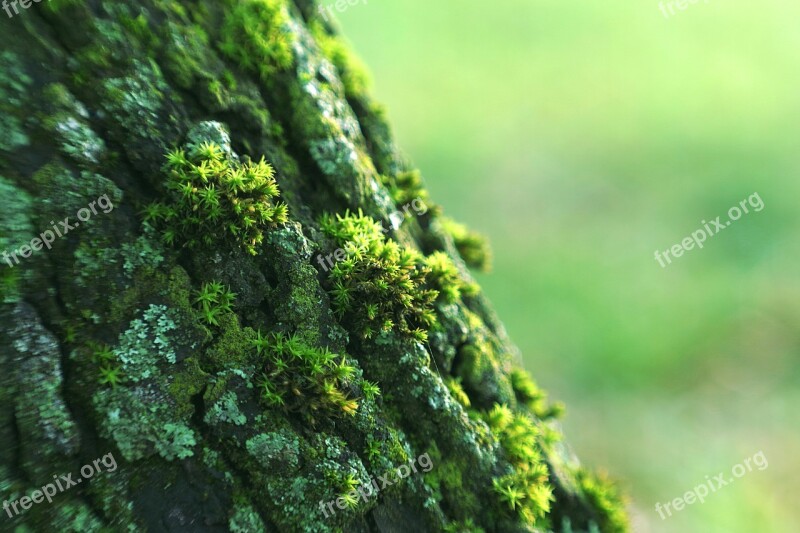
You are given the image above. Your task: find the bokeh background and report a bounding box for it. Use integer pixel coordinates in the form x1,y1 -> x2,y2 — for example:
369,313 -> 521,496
336,1 -> 800,531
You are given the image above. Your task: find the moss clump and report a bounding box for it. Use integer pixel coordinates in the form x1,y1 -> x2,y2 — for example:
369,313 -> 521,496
219,0 -> 293,81
255,332 -> 360,421
575,468 -> 630,533
485,404 -> 554,527
309,20 -> 371,99
442,217 -> 492,272
145,141 -> 288,255
193,281 -> 236,327
424,251 -> 465,304
509,367 -> 565,420
380,169 -> 436,212
320,210 -> 443,341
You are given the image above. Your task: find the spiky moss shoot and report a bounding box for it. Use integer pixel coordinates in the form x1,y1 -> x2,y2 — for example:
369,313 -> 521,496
380,169 -> 439,214
193,281 -> 237,327
254,332 -> 362,422
145,142 -> 288,255
424,251 -> 465,304
575,468 -> 630,533
441,217 -> 493,272
445,377 -> 471,408
509,367 -> 565,421
320,210 -> 446,341
219,0 -> 294,81
485,404 -> 555,527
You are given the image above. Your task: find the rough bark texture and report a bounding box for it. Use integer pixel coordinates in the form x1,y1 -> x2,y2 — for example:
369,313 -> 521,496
0,1 -> 628,532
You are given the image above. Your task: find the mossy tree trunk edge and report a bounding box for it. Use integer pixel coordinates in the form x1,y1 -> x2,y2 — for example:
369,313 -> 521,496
0,1 -> 628,532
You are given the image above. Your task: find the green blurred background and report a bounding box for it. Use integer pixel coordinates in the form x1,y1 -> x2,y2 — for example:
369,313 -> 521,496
336,1 -> 800,531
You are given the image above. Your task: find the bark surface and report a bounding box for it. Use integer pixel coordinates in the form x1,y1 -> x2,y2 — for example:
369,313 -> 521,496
0,1 -> 628,532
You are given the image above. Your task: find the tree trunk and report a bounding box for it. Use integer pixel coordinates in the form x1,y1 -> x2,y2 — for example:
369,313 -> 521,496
0,1 -> 627,531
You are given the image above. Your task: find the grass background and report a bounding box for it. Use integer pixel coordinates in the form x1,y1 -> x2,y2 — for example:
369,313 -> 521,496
336,1 -> 799,531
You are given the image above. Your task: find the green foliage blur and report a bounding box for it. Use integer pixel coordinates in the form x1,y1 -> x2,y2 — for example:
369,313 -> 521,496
338,1 -> 800,531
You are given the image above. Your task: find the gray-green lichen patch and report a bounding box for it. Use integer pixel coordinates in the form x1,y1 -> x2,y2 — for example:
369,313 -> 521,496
206,391 -> 248,427
246,429 -> 300,471
90,305 -> 198,462
114,304 -> 179,381
186,120 -> 236,160
42,83 -> 107,168
229,501 -> 268,533
285,15 -> 393,215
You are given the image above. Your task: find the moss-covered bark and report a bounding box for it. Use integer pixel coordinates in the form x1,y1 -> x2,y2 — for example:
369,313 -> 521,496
0,1 -> 628,531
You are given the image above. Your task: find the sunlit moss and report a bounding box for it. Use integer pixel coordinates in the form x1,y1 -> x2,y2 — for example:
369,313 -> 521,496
145,141 -> 288,255
219,0 -> 293,81
254,332 -> 361,421
320,209 -> 440,341
575,468 -> 630,533
441,217 -> 492,272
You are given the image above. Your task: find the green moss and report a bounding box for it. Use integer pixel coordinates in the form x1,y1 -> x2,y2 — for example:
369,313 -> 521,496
575,468 -> 630,533
255,332 -> 360,420
320,210 -> 439,341
441,217 -> 492,272
445,378 -> 471,408
453,312 -> 516,408
204,319 -> 257,371
484,404 -> 554,527
443,519 -> 485,533
309,20 -> 371,99
424,251 -> 465,304
193,281 -> 237,327
380,169 -> 437,212
509,367 -> 564,420
146,139 -> 288,255
219,0 -> 294,81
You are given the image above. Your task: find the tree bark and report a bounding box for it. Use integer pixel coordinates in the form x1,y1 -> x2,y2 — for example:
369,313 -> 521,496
0,1 -> 627,532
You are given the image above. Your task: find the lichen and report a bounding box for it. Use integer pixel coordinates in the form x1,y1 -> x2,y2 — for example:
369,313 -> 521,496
205,391 -> 248,426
